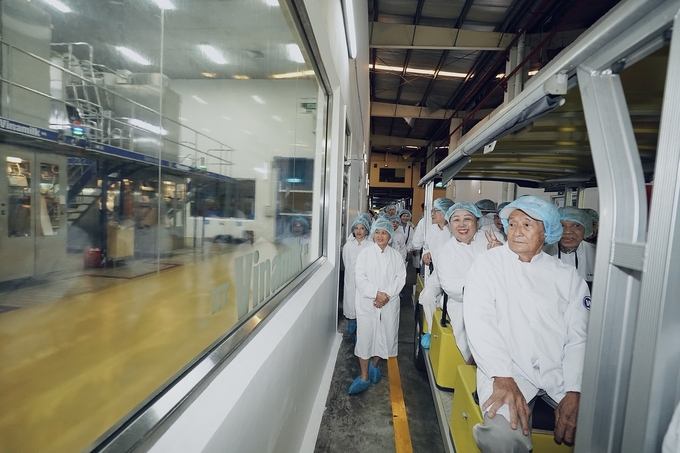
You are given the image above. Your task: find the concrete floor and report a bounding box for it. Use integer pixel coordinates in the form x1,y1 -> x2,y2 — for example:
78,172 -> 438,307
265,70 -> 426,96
314,268 -> 445,453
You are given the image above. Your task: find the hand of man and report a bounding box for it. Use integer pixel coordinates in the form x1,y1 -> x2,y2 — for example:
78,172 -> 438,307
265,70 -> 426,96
422,252 -> 432,265
374,291 -> 390,308
482,377 -> 531,435
554,392 -> 580,445
485,229 -> 503,249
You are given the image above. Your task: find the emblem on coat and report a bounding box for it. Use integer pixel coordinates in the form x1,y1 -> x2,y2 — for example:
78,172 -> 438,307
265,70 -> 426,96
583,296 -> 591,311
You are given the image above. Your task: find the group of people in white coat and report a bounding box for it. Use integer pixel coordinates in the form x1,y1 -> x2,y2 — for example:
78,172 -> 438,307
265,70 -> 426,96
436,196 -> 599,451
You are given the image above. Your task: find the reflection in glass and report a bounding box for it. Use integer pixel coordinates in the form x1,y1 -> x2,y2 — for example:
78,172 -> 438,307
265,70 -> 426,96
7,157 -> 31,237
39,163 -> 60,235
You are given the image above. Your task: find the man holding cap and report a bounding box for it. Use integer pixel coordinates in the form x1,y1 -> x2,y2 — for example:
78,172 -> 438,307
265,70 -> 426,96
464,196 -> 590,452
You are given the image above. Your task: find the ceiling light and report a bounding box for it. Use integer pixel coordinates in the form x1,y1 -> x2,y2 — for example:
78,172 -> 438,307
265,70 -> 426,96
129,118 -> 168,135
370,64 -> 466,79
286,44 -> 305,64
116,46 -> 151,66
252,95 -> 265,104
528,69 -> 539,76
44,0 -> 72,12
198,45 -> 227,65
270,70 -> 315,79
263,0 -> 279,6
7,156 -> 22,163
342,0 -> 357,59
151,0 -> 175,10
233,75 -> 250,80
202,72 -> 217,78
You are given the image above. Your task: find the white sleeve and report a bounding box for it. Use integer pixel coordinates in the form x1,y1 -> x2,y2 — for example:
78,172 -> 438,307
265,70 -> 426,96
562,269 -> 590,392
464,255 -> 514,378
438,241 -> 465,303
355,249 -> 378,299
409,221 -> 425,252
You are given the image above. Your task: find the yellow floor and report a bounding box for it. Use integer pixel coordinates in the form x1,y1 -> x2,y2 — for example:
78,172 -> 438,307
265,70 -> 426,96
0,243 -> 281,453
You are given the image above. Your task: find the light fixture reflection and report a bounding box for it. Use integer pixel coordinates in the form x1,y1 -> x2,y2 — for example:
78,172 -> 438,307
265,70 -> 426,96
370,63 -> 466,78
270,70 -> 315,79
192,95 -> 208,104
129,118 -> 168,135
198,45 -> 228,65
116,46 -> 151,66
286,44 -> 305,64
151,0 -> 175,10
252,95 -> 265,104
44,0 -> 72,13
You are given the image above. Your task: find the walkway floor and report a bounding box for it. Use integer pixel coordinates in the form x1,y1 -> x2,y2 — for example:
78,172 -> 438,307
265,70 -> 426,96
314,267 -> 446,453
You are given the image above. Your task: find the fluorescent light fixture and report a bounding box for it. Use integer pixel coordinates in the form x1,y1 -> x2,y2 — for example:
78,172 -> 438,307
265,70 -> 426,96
202,72 -> 217,78
151,0 -> 175,9
286,178 -> 303,183
44,0 -> 71,13
286,44 -> 305,64
233,75 -> 250,80
528,69 -> 539,76
7,156 -> 22,163
252,95 -> 265,104
342,0 -> 357,59
116,46 -> 151,66
272,116 -> 283,122
270,70 -> 315,79
129,118 -> 168,135
263,0 -> 279,6
198,45 -> 227,65
370,63 -> 467,78
192,95 -> 207,104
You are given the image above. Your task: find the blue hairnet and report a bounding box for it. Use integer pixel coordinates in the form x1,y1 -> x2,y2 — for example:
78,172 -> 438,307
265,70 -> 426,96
582,208 -> 599,224
378,212 -> 390,220
350,215 -> 371,235
389,215 -> 400,223
475,199 -> 497,212
499,196 -> 563,245
433,197 -> 455,214
358,212 -> 373,228
445,201 -> 482,221
398,209 -> 412,220
559,206 -> 594,238
385,204 -> 397,212
290,216 -> 310,234
371,218 -> 394,240
497,201 -> 511,211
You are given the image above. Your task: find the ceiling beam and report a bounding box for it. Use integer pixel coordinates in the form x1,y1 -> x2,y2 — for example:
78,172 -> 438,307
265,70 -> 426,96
371,102 -> 494,119
371,135 -> 429,147
369,23 -> 516,50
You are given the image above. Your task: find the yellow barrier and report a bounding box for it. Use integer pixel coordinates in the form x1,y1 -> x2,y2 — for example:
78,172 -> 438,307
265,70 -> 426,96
429,308 -> 465,390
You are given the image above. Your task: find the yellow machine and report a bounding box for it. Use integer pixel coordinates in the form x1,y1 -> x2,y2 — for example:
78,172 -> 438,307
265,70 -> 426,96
450,365 -> 574,453
429,307 -> 466,390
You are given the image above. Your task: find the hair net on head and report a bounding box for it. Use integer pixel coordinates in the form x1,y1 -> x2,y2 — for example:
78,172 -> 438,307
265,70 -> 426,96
378,212 -> 390,220
398,209 -> 412,220
558,206 -> 594,238
371,218 -> 394,240
475,199 -> 497,212
582,208 -> 599,224
433,197 -> 455,214
389,215 -> 400,223
385,204 -> 397,212
290,216 -> 310,234
351,215 -> 371,235
445,201 -> 482,222
497,201 -> 511,211
499,196 -> 563,244
358,212 -> 373,228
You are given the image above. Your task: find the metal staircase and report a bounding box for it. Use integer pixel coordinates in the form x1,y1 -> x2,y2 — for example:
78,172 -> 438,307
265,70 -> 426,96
67,158 -> 99,226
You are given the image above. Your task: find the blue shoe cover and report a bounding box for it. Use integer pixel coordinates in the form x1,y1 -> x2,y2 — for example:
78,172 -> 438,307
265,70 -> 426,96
348,319 -> 357,334
369,363 -> 381,384
421,333 -> 431,349
348,376 -> 371,394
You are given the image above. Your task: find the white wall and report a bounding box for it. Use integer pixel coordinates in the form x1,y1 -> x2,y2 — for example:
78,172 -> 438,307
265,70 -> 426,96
451,180 -> 552,204
146,0 -> 369,451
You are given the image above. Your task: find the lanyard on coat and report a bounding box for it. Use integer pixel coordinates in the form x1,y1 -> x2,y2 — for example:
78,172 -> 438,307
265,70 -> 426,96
558,247 -> 579,269
401,224 -> 411,242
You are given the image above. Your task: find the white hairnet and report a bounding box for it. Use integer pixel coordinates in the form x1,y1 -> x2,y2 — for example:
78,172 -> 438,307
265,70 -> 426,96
433,197 -> 455,214
499,196 -> 563,244
445,201 -> 482,221
371,218 -> 394,240
559,206 -> 594,238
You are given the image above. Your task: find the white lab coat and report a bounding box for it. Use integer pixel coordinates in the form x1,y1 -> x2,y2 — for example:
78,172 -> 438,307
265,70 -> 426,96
354,243 -> 407,359
544,241 -> 596,283
464,244 -> 590,423
408,219 -> 426,268
342,235 -> 373,319
438,230 -> 502,361
419,223 -> 453,332
399,221 -> 416,266
390,229 -> 408,262
482,223 -> 506,241
422,223 -> 452,267
479,213 -> 496,227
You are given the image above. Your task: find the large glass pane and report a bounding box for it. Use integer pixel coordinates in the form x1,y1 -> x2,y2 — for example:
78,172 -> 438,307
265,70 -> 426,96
0,0 -> 327,451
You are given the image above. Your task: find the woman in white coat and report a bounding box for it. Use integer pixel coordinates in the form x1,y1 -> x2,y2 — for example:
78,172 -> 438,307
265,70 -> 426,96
398,209 -> 417,266
349,218 -> 407,394
342,215 -> 373,334
438,201 -> 503,362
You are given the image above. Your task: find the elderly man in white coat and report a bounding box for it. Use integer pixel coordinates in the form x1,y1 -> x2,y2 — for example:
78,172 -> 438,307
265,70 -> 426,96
438,201 -> 504,362
464,196 -> 590,452
342,215 -> 373,335
349,218 -> 406,394
544,206 -> 596,287
418,197 -> 454,349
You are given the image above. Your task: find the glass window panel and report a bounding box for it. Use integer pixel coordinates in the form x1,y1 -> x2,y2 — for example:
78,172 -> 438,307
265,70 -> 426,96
0,0 -> 328,451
